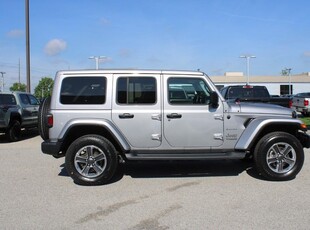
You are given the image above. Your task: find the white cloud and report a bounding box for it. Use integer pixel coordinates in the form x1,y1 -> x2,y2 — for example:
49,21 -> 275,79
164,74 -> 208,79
44,39 -> 67,56
118,49 -> 131,58
99,17 -> 110,26
7,29 -> 23,38
303,51 -> 310,57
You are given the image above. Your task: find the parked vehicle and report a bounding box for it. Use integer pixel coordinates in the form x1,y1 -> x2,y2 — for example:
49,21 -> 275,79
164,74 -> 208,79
292,92 -> 310,116
0,92 -> 40,141
39,69 -> 309,185
220,85 -> 292,108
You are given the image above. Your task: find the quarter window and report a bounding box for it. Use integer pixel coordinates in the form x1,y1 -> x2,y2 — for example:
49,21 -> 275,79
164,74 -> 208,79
60,77 -> 106,104
117,77 -> 156,104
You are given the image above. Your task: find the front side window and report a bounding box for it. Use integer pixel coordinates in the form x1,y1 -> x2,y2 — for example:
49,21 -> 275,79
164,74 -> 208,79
19,94 -> 30,105
117,77 -> 156,104
60,77 -> 106,104
29,95 -> 39,105
168,77 -> 211,105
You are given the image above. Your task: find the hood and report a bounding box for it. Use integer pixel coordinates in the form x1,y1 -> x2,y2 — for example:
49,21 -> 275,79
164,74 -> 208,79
228,102 -> 293,117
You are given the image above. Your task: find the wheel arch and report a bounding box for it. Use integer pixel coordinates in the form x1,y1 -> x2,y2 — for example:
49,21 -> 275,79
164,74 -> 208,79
235,118 -> 302,152
59,120 -> 130,157
8,112 -> 22,126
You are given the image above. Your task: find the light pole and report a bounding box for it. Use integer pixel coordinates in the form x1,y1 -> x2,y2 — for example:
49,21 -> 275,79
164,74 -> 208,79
89,56 -> 106,70
285,68 -> 292,95
240,55 -> 256,85
25,0 -> 31,93
0,72 -> 5,92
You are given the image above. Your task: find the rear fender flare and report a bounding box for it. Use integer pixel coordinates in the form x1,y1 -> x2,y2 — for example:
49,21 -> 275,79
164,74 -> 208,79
59,118 -> 131,151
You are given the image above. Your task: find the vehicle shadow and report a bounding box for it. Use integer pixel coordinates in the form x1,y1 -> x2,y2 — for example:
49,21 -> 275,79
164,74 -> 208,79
58,159 -> 264,185
0,128 -> 39,143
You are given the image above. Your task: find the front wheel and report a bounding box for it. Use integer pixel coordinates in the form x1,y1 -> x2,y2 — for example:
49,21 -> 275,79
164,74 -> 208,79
254,132 -> 304,181
65,135 -> 118,185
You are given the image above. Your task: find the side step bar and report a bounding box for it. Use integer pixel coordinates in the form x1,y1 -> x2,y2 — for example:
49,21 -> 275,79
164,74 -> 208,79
125,152 -> 246,160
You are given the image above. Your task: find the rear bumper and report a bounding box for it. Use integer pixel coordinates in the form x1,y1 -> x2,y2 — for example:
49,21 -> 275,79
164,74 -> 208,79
293,106 -> 309,113
41,140 -> 64,158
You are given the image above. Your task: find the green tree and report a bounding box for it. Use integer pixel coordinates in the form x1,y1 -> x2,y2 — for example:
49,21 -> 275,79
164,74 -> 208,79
34,77 -> 54,99
281,68 -> 291,76
10,82 -> 27,92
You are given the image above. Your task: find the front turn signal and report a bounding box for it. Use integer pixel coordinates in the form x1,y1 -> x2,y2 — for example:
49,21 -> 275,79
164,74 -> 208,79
300,123 -> 308,131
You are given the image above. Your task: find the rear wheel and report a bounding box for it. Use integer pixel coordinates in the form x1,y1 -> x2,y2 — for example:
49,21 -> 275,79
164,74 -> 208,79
6,120 -> 21,142
254,132 -> 304,181
65,135 -> 118,185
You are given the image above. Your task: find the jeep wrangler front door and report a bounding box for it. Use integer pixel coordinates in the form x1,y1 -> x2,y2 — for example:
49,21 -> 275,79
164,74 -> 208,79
163,76 -> 224,148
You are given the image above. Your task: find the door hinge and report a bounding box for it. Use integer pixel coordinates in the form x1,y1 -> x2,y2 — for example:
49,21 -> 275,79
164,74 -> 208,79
152,134 -> 162,141
151,114 -> 162,121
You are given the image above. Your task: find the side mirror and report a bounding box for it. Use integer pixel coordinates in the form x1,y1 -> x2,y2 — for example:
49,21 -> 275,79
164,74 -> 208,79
210,91 -> 219,108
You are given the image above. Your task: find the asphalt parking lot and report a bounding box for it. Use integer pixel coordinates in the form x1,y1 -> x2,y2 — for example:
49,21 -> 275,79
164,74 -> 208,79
1,131 -> 310,230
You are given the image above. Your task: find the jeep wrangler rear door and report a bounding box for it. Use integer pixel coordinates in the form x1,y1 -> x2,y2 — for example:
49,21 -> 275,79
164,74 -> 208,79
163,75 -> 224,148
19,93 -> 39,126
112,74 -> 162,148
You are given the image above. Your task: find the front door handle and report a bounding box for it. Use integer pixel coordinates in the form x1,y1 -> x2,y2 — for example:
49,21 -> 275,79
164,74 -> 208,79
119,113 -> 134,119
167,113 -> 182,119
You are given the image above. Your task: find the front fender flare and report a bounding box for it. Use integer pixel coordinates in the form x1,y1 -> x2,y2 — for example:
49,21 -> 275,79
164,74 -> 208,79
235,118 -> 302,151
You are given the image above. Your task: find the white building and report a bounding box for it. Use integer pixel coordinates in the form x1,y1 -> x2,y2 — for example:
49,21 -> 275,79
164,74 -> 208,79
210,72 -> 310,95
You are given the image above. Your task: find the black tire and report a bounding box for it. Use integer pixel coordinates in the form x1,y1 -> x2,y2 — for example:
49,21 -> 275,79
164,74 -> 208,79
65,135 -> 118,185
38,97 -> 51,140
254,132 -> 304,181
6,120 -> 21,142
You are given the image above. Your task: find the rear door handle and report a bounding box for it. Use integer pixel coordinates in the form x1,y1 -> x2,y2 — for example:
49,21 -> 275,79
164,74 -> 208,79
167,113 -> 182,119
119,113 -> 134,119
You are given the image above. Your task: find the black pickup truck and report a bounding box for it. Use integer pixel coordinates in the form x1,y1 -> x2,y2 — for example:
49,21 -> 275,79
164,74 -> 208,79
220,85 -> 292,108
0,92 -> 40,141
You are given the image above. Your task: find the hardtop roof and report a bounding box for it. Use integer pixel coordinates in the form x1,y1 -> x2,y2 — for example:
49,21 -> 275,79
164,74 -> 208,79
57,69 -> 205,76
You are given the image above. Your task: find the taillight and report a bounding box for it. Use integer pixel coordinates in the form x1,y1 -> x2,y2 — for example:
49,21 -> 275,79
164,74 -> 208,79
47,114 -> 53,128
304,100 -> 309,106
289,100 -> 293,108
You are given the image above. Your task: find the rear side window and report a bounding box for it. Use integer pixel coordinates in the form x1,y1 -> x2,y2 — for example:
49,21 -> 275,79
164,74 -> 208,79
0,94 -> 16,105
60,77 -> 106,104
117,77 -> 156,104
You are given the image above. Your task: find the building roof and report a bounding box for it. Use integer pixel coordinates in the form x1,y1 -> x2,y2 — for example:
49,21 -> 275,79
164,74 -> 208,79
210,72 -> 310,84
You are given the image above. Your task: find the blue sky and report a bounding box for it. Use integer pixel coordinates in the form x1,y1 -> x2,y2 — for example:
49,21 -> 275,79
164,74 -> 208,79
1,0 -> 310,91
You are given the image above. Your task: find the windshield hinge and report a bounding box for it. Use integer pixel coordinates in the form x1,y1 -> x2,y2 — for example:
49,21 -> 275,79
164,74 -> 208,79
214,114 -> 223,121
214,133 -> 223,141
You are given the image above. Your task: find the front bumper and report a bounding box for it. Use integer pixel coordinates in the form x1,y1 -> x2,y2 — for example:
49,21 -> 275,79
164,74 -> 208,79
297,132 -> 310,148
41,140 -> 64,158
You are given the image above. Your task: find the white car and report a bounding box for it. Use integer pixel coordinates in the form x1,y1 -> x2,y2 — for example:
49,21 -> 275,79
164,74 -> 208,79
292,92 -> 310,116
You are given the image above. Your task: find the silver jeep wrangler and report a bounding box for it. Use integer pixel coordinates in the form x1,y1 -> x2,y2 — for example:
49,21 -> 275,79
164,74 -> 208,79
39,69 -> 310,185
